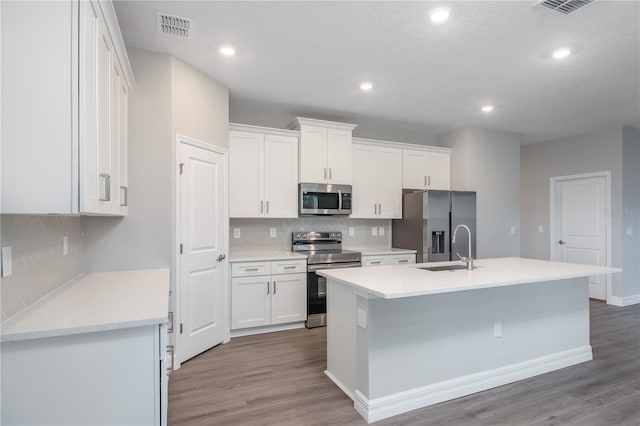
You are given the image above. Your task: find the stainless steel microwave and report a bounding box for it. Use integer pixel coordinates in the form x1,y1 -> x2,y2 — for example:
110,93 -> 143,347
299,183 -> 352,216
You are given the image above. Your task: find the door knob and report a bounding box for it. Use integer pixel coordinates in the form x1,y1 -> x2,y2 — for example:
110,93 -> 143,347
217,254 -> 226,261
558,240 -> 567,245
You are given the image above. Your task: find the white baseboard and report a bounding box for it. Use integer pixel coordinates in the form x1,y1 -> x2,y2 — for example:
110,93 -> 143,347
608,294 -> 640,307
325,370 -> 355,401
353,345 -> 593,424
229,322 -> 305,338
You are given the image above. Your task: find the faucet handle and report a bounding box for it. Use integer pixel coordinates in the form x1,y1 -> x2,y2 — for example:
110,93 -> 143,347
456,252 -> 464,261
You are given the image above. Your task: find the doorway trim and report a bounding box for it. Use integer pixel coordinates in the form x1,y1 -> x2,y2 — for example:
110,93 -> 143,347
549,171 -> 612,302
174,134 -> 230,368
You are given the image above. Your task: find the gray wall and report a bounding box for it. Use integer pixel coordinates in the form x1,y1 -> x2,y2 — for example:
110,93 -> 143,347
83,49 -> 229,273
622,127 -> 640,298
520,127 -> 628,298
83,48 -> 174,271
437,127 -> 521,258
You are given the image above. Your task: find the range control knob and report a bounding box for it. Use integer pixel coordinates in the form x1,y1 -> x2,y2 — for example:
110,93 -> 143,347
329,233 -> 335,238
295,233 -> 301,239
302,233 -> 307,239
336,232 -> 341,238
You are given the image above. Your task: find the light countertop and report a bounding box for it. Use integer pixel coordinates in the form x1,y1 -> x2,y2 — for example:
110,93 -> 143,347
317,257 -> 620,299
1,268 -> 170,342
230,250 -> 308,262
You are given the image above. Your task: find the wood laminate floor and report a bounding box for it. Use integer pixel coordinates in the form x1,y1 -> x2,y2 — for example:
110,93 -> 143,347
168,301 -> 640,425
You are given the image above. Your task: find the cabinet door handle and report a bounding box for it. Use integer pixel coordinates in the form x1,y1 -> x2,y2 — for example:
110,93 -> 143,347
99,173 -> 111,201
374,203 -> 377,214
324,168 -> 327,180
166,345 -> 175,375
283,266 -> 297,270
266,201 -> 269,214
267,281 -> 270,294
329,168 -> 332,180
398,259 -> 408,263
371,261 -> 382,264
423,175 -> 427,186
428,176 -> 431,186
273,281 -> 277,294
120,186 -> 128,206
378,203 -> 382,215
245,268 -> 259,272
260,201 -> 264,213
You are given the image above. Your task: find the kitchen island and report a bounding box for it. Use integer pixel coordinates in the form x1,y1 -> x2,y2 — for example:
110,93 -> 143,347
318,257 -> 619,423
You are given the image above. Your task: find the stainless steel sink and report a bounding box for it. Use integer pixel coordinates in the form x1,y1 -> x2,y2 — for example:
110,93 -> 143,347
418,264 -> 479,272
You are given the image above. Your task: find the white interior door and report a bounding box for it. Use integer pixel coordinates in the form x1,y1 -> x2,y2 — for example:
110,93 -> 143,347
179,141 -> 227,362
552,174 -> 609,300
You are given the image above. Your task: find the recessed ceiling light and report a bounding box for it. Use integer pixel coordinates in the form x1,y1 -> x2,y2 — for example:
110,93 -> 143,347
430,8 -> 450,24
360,82 -> 373,91
481,105 -> 494,113
219,46 -> 236,56
551,47 -> 571,60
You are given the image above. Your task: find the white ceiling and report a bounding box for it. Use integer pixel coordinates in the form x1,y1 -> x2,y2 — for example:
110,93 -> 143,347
113,1 -> 640,144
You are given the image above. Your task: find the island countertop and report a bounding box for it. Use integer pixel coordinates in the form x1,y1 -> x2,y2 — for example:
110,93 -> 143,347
317,257 -> 620,299
1,268 -> 170,342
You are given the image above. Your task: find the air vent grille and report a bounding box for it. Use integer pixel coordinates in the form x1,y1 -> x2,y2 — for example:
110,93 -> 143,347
538,0 -> 594,14
157,12 -> 192,39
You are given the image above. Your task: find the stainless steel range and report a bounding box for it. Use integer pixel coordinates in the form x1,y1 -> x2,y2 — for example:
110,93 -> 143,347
292,231 -> 361,328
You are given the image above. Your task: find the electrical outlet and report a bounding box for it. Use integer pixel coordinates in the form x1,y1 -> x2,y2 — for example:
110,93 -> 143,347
233,228 -> 241,239
357,308 -> 367,329
371,227 -> 378,236
538,225 -> 544,234
626,227 -> 633,236
378,227 -> 384,236
510,226 -> 516,236
270,228 -> 277,238
349,226 -> 355,236
494,321 -> 502,338
1,246 -> 12,278
62,236 -> 68,256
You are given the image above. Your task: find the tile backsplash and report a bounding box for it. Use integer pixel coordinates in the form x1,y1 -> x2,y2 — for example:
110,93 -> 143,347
230,217 -> 392,252
0,215 -> 84,321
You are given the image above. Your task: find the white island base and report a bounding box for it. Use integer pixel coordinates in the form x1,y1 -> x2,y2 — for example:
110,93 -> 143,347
321,258 -> 618,423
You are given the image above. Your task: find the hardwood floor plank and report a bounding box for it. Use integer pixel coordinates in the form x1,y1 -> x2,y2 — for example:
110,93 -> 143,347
169,301 -> 640,425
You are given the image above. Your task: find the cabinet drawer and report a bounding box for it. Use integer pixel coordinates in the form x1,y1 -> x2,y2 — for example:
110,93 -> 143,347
362,256 -> 388,267
388,254 -> 416,264
232,262 -> 271,277
271,259 -> 307,274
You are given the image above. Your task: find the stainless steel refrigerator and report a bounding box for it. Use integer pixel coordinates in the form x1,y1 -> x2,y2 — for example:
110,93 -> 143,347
392,190 -> 476,263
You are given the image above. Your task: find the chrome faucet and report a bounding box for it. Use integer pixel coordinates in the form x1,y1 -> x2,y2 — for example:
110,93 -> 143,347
452,224 -> 474,271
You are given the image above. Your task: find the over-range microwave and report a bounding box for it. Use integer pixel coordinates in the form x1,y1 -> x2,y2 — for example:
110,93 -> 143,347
299,183 -> 352,216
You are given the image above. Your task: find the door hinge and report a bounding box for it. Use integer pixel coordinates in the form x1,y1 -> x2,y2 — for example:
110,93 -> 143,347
180,323 -> 183,334
167,311 -> 174,333
179,163 -> 184,175
180,243 -> 183,254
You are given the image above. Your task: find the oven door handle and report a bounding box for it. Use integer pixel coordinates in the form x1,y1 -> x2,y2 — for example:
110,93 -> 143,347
308,262 -> 362,272
338,190 -> 342,212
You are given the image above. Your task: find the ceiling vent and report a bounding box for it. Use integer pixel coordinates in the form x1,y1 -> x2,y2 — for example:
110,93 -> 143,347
157,12 -> 192,39
537,0 -> 594,14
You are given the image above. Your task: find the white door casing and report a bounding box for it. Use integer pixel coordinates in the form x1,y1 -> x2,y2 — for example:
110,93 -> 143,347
178,137 -> 228,363
551,172 -> 611,300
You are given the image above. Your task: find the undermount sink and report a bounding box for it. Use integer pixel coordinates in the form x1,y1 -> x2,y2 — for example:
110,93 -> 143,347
418,264 -> 478,272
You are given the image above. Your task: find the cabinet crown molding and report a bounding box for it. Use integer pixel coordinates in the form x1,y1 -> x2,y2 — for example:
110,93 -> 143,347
288,117 -> 358,132
229,123 -> 299,138
353,137 -> 452,153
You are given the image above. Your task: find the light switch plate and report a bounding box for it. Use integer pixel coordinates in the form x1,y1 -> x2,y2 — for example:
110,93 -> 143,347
371,227 -> 378,236
1,246 -> 12,278
626,227 -> 633,236
270,228 -> 277,238
538,225 -> 544,234
63,236 -> 69,256
348,226 -> 355,236
378,227 -> 384,236
510,226 -> 516,236
493,321 -> 502,338
233,228 -> 241,239
357,308 -> 367,329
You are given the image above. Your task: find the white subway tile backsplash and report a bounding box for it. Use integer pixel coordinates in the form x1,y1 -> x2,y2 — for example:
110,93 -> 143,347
0,215 -> 84,321
229,218 -> 391,252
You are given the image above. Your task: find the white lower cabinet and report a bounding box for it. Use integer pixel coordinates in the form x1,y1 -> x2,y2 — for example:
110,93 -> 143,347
362,253 -> 416,266
1,324 -> 168,425
231,259 -> 307,330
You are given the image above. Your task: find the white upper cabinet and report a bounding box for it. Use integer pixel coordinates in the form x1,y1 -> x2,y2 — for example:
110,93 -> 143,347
229,125 -> 299,218
1,0 -> 133,215
402,148 -> 451,190
291,118 -> 357,185
352,140 -> 402,219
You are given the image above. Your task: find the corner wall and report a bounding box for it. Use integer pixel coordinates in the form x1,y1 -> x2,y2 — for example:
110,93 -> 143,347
437,127 -> 521,258
621,127 -> 640,300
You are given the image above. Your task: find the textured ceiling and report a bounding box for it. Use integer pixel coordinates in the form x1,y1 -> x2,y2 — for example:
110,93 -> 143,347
114,1 -> 640,144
